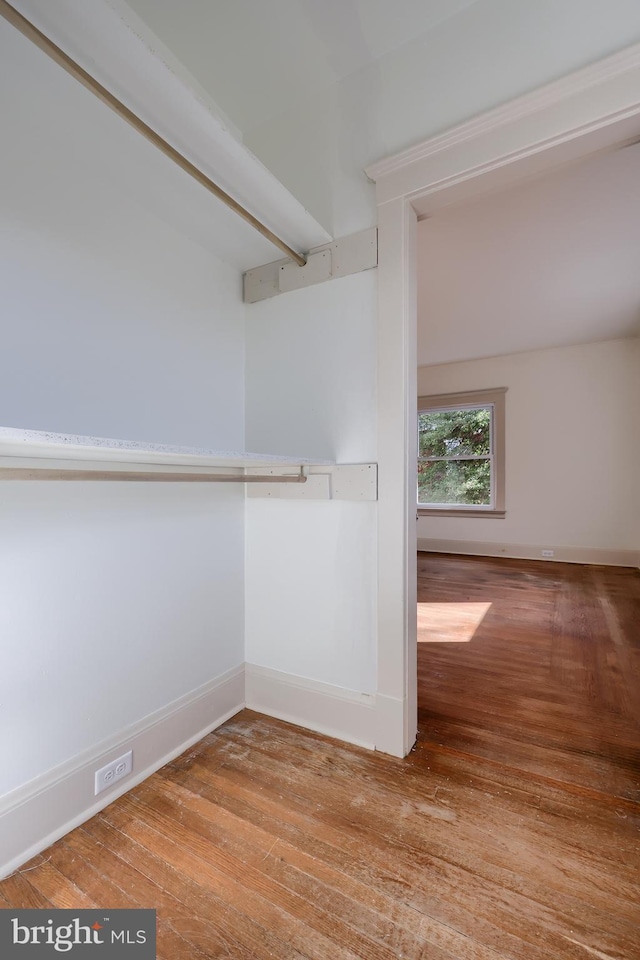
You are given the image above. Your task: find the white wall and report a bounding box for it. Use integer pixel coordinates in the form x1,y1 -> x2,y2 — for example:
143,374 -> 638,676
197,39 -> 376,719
245,501 -> 376,693
245,272 -> 377,694
0,22 -> 246,809
0,20 -> 244,449
0,484 -> 244,792
245,272 -> 377,463
247,0 -> 640,236
417,339 -> 640,558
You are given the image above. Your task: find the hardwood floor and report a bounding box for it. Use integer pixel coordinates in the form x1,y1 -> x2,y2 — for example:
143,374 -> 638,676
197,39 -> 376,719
418,553 -> 640,800
1,554 -> 639,959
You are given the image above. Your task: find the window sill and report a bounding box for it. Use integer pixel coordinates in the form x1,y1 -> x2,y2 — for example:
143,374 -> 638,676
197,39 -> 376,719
417,507 -> 506,519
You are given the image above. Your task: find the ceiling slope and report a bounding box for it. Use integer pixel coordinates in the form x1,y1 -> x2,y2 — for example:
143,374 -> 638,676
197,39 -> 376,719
9,0 -> 331,263
417,143 -> 640,365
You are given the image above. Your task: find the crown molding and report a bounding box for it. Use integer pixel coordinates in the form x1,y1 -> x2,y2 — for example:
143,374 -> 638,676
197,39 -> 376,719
366,42 -> 640,185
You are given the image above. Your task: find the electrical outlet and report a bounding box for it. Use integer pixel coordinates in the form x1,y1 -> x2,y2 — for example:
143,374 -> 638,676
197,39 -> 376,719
94,750 -> 133,796
541,549 -> 554,558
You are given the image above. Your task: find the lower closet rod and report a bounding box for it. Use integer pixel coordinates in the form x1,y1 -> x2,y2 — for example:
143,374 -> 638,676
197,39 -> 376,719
0,467 -> 307,483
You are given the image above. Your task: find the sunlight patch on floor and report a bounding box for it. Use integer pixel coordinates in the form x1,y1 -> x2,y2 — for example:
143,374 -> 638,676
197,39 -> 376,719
417,602 -> 492,642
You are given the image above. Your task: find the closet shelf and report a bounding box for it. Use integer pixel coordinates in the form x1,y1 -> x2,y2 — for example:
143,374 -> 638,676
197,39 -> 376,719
0,428 -> 377,499
0,427 -> 333,473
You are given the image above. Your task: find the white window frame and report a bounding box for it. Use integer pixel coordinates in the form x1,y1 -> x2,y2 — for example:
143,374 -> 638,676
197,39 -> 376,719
417,388 -> 506,518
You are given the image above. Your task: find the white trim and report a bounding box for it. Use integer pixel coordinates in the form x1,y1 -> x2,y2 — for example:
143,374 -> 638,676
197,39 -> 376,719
417,388 -> 506,515
0,665 -> 245,880
367,44 -> 640,212
373,693 -> 409,759
376,198 -> 418,758
367,44 -> 640,182
373,44 -> 640,759
245,664 -> 377,751
418,538 -> 640,568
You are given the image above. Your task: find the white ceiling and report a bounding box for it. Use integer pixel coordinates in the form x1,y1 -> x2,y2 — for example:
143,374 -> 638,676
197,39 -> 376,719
122,0 -> 640,238
7,0 -> 640,295
0,14 -> 294,272
417,143 -> 640,366
124,0 -> 481,134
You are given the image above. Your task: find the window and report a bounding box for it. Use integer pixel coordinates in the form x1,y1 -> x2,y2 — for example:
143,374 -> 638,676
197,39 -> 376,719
417,388 -> 506,517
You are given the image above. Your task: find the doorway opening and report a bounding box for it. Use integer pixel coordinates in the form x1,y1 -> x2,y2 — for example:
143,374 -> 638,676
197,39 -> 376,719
369,43 -> 640,757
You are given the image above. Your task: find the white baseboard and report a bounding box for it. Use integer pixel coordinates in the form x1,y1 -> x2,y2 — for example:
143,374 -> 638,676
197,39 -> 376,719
373,691 -> 413,759
0,665 -> 245,880
245,663 -> 377,751
1,662 -> 408,877
418,537 -> 640,568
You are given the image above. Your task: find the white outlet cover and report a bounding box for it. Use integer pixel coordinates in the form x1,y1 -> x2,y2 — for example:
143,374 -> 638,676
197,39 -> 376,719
94,750 -> 133,796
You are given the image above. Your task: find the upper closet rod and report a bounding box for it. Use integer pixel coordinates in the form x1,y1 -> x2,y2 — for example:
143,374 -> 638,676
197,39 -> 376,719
0,0 -> 307,267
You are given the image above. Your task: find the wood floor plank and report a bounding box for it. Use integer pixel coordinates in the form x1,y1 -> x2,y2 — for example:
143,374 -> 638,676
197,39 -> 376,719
99,803 -> 363,960
18,859 -> 98,909
134,776 -> 502,960
68,827 -> 259,960
160,738 -> 640,960
183,722 -> 640,921
1,554 -> 638,959
88,815 -> 303,960
113,789 -> 439,960
418,554 -> 640,799
149,764 -> 584,960
0,871 -> 53,909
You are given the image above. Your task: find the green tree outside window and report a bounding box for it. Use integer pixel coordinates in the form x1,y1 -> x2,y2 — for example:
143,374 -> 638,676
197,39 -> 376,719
418,407 -> 492,506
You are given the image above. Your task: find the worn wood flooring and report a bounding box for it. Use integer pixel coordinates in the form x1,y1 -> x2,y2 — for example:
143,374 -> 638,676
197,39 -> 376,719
1,553 -> 639,959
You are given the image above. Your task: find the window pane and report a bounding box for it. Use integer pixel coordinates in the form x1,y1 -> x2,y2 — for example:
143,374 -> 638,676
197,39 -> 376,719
418,407 -> 491,458
418,458 -> 491,506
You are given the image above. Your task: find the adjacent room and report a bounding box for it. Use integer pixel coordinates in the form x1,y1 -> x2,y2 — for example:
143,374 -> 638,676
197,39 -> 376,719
415,142 -> 640,801
1,1 -> 639,958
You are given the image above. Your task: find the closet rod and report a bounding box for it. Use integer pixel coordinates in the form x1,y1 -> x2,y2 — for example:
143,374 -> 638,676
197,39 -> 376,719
0,0 -> 307,267
0,468 -> 308,483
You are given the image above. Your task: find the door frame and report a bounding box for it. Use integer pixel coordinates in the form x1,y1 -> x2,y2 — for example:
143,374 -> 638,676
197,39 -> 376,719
369,42 -> 640,757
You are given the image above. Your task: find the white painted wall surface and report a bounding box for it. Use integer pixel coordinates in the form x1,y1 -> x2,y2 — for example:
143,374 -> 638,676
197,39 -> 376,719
634,341 -> 640,557
0,20 -> 244,448
417,339 -> 640,553
245,272 -> 377,693
245,271 -> 377,463
245,502 -> 377,693
246,0 -> 640,236
0,484 -> 244,795
0,22 -> 246,802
